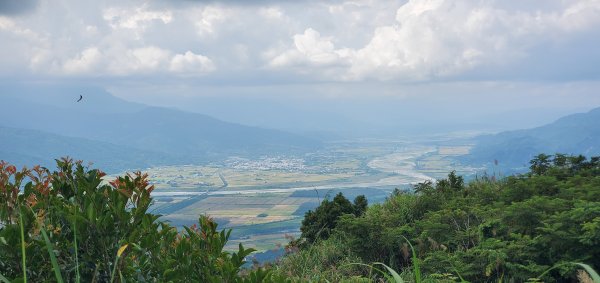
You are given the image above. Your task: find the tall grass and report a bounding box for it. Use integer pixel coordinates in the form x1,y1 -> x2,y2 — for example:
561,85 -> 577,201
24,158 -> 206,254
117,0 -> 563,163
71,174 -> 81,283
19,205 -> 27,283
401,236 -> 421,283
40,225 -> 64,283
342,237 -> 466,283
110,244 -> 128,283
72,204 -> 80,283
536,262 -> 600,283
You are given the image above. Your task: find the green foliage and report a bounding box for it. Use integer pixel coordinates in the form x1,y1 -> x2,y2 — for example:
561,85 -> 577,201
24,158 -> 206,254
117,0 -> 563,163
274,234 -> 366,282
3,153 -> 599,282
0,158 -> 269,282
286,153 -> 600,282
374,262 -> 404,283
299,192 -> 368,244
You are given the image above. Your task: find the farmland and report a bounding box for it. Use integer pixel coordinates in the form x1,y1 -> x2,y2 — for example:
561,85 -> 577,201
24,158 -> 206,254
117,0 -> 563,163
113,140 -> 479,256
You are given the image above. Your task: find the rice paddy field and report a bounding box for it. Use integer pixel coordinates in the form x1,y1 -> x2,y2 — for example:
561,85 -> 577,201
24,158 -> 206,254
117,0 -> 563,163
112,140 -> 479,258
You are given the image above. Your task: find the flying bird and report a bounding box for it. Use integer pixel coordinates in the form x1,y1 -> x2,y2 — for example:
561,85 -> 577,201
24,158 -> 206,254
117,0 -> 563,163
77,95 -> 83,102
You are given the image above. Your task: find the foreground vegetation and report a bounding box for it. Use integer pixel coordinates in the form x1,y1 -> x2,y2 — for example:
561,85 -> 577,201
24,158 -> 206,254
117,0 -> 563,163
278,154 -> 600,282
0,158 -> 280,282
1,153 -> 599,282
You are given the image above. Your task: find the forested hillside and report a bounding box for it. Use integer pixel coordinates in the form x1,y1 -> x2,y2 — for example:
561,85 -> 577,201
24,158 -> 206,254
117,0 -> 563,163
466,107 -> 600,170
278,154 -> 600,282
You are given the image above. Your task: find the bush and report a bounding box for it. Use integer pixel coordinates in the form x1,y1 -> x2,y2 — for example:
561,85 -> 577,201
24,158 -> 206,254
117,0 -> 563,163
0,158 -> 274,282
299,192 -> 367,244
287,154 -> 600,282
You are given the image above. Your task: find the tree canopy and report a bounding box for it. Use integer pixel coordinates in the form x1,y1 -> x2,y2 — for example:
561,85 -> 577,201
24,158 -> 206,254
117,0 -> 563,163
285,154 -> 600,282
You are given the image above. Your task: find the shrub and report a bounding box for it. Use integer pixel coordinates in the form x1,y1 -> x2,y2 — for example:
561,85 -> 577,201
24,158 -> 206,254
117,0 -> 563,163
0,158 -> 271,282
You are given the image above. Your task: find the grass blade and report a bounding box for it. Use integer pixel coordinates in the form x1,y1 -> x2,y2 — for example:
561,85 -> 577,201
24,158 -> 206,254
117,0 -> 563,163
110,244 -> 128,283
72,205 -> 80,283
18,206 -> 27,283
447,260 -> 469,283
0,272 -> 10,283
374,262 -> 404,283
537,262 -> 600,282
40,226 -> 65,283
575,263 -> 600,283
341,263 -> 387,280
402,236 -> 421,283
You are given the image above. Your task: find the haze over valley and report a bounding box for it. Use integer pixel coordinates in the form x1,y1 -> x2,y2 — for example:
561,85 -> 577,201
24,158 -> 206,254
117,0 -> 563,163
1,0 -> 600,278
2,84 -> 599,253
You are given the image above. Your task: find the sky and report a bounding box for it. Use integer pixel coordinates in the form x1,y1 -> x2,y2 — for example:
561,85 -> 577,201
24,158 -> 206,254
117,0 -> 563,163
1,0 -> 600,136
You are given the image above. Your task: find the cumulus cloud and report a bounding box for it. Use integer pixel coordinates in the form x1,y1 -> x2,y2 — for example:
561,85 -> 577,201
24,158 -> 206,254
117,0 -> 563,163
0,16 -> 43,41
103,4 -> 172,39
109,46 -> 172,74
0,2 -> 216,77
190,6 -> 230,36
61,47 -> 215,76
268,0 -> 600,81
0,0 -> 599,83
63,47 -> 102,74
270,28 -> 351,67
103,5 -> 172,30
169,51 -> 215,73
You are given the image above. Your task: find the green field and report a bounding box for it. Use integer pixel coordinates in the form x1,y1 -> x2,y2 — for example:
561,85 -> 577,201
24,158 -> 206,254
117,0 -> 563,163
113,141 -> 478,252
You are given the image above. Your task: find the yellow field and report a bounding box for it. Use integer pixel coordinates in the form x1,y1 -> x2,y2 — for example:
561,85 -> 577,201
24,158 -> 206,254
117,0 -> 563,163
438,146 -> 471,155
220,169 -> 355,188
169,194 -> 304,226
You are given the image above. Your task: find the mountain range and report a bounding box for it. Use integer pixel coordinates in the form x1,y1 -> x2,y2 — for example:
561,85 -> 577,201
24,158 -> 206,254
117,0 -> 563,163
465,106 -> 600,169
2,83 -> 598,174
0,84 -> 319,172
0,126 -> 182,172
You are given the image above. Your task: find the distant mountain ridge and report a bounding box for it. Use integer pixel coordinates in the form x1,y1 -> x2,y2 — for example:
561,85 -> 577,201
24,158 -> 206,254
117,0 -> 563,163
0,84 -> 320,171
466,107 -> 600,168
0,126 -> 182,172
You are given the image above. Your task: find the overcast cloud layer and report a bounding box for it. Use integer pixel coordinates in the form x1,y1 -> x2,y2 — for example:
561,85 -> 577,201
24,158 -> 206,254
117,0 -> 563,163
1,0 -> 599,82
1,0 -> 600,136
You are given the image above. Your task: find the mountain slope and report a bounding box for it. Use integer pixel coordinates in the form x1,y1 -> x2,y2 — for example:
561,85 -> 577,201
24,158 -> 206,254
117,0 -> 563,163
466,107 -> 600,167
0,84 -> 320,160
0,126 -> 183,172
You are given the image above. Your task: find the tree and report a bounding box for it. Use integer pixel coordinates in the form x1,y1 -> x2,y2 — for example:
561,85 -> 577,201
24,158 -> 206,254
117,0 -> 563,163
300,193 -> 368,244
529,153 -> 552,175
292,154 -> 600,282
353,195 -> 368,216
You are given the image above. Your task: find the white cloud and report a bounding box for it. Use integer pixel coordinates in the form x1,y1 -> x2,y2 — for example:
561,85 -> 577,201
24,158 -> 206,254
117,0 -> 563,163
1,0 -> 599,83
559,0 -> 600,31
63,47 -> 102,74
29,48 -> 53,72
0,15 -> 43,41
169,51 -> 215,74
268,0 -> 600,81
103,5 -> 172,29
270,28 -> 351,67
106,47 -> 215,76
259,7 -> 284,20
191,6 -> 229,36
54,46 -> 215,77
103,4 -> 172,39
0,3 -> 216,77
116,46 -> 171,74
